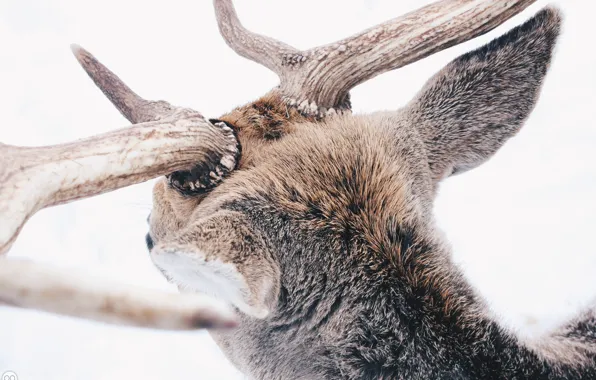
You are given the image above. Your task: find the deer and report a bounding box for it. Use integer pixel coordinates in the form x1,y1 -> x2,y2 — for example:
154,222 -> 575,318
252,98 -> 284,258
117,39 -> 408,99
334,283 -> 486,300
1,0 -> 594,378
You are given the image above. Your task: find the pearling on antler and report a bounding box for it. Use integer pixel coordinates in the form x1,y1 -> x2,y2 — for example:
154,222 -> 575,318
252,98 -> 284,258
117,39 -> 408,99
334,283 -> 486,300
0,46 -> 239,329
215,0 -> 537,115
0,0 -> 536,330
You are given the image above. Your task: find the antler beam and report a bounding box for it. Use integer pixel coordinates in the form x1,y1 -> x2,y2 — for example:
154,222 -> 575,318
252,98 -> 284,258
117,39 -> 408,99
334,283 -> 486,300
0,45 -> 239,329
0,46 -> 239,256
0,112 -> 237,255
0,257 -> 237,329
0,0 -> 538,332
214,0 -> 537,114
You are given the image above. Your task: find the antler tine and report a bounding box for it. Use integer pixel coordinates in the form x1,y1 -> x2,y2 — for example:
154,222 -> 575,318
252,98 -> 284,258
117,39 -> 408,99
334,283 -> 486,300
213,0 -> 300,76
0,46 -> 239,255
0,257 -> 238,330
71,44 -> 174,123
0,45 -> 240,329
298,0 -> 538,110
215,0 -> 537,115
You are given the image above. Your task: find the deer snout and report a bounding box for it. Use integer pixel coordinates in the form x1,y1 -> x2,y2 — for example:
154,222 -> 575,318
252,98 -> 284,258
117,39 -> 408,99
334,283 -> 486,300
145,233 -> 155,251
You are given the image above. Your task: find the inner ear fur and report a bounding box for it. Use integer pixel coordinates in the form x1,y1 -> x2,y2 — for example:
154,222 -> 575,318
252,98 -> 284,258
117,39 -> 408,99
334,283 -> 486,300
150,210 -> 280,319
404,7 -> 562,181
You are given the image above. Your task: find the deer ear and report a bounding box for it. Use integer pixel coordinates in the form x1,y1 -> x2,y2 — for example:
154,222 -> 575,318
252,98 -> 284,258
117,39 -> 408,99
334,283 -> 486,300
149,212 -> 279,319
405,8 -> 562,181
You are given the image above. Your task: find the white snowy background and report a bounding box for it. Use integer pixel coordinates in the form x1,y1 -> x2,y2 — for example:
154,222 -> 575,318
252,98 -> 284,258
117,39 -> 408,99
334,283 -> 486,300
1,0 -> 595,379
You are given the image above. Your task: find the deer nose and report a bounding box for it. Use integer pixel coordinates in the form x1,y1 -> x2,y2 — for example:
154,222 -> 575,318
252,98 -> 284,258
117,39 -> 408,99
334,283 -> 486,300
145,233 -> 154,251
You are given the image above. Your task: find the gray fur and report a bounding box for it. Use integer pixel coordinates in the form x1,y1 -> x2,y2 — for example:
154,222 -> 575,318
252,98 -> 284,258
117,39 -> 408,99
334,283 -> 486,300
405,8 -> 561,182
148,8 -> 596,379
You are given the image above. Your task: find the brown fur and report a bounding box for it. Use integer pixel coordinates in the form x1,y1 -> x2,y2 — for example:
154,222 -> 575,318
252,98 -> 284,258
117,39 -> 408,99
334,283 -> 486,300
147,8 -> 596,380
219,91 -> 313,168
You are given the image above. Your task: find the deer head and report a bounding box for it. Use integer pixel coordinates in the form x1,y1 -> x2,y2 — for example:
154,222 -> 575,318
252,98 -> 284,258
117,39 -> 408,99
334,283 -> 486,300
5,0 -> 595,378
146,0 -> 557,320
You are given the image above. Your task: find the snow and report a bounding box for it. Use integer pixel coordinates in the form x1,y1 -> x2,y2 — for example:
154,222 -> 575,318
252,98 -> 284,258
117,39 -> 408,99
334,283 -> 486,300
0,0 -> 594,379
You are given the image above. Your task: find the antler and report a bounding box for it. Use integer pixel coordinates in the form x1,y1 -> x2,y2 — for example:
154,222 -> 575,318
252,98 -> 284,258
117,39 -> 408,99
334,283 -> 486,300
0,258 -> 237,330
0,0 -> 537,331
215,0 -> 537,115
0,45 -> 239,329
